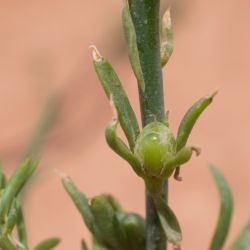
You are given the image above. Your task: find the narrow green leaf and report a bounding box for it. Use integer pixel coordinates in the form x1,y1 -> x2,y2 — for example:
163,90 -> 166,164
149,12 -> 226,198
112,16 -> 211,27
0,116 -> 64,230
153,195 -> 182,246
0,236 -> 18,250
229,220 -> 250,250
122,2 -> 145,92
177,91 -> 217,150
62,176 -> 95,233
34,238 -> 60,250
16,202 -> 28,248
209,164 -> 233,250
23,94 -> 60,160
92,47 -> 140,150
0,159 -> 38,221
174,92 -> 217,180
161,8 -> 174,67
105,119 -> 143,177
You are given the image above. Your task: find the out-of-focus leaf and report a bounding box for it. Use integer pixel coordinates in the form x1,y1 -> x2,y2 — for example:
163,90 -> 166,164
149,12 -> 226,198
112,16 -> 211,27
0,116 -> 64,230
23,94 -> 60,160
0,159 -> 38,221
0,236 -> 18,250
229,220 -> 250,250
4,201 -> 18,234
34,238 -> 60,250
0,162 -> 6,189
209,164 -> 233,250
93,239 -> 108,250
16,202 -> 28,248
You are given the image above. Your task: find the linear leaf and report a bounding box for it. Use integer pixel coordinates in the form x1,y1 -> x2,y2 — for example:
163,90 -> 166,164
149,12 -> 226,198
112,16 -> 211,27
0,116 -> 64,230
34,238 -> 60,250
92,47 -> 140,150
0,159 -> 38,221
209,164 -> 233,250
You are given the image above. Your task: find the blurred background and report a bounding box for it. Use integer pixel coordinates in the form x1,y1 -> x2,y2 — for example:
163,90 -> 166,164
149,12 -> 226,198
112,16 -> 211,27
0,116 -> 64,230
0,0 -> 250,249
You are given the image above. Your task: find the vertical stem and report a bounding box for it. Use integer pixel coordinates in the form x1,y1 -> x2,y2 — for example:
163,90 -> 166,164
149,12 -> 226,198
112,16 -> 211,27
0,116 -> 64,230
129,1 -> 167,250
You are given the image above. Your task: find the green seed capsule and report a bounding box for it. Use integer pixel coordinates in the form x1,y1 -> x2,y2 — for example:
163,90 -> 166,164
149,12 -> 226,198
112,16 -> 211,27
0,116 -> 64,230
134,122 -> 176,177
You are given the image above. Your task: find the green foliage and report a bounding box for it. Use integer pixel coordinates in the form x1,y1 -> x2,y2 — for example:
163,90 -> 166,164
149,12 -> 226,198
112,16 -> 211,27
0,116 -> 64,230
62,176 -> 145,250
34,238 -> 60,250
122,1 -> 145,92
92,48 -> 140,151
209,165 -> 234,250
0,159 -> 38,222
0,95 -> 60,250
91,1 -> 217,247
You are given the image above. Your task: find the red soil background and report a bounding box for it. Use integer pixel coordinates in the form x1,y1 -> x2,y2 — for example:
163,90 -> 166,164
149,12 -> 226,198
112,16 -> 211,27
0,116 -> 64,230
0,0 -> 249,249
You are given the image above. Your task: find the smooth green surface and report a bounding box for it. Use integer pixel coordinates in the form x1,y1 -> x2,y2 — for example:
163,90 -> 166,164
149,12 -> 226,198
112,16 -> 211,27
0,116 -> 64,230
93,56 -> 140,151
129,1 -> 166,249
34,238 -> 60,250
229,220 -> 250,250
209,165 -> 233,250
134,122 -> 175,177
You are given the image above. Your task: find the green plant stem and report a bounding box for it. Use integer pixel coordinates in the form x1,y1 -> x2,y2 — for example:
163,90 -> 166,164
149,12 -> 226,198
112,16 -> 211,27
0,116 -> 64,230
129,1 -> 166,249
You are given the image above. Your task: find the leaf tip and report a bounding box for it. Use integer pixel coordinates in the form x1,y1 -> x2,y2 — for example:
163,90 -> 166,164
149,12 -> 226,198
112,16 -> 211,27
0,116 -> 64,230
89,45 -> 102,61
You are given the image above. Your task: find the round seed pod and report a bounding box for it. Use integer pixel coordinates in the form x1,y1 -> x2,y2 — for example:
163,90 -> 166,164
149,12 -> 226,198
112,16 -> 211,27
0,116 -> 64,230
134,122 -> 176,177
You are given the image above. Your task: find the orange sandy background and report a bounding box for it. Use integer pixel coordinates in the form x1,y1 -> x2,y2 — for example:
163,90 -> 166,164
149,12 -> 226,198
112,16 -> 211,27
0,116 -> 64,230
0,0 -> 249,249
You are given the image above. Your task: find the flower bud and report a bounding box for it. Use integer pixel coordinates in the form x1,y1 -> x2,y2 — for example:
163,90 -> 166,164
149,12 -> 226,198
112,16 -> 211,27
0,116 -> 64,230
134,122 -> 176,177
